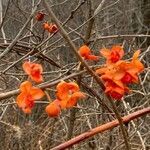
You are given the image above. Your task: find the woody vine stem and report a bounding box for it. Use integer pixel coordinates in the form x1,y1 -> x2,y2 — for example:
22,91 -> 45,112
51,107 -> 150,150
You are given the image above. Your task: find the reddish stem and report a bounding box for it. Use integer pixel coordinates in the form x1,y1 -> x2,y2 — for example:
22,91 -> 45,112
51,107 -> 150,150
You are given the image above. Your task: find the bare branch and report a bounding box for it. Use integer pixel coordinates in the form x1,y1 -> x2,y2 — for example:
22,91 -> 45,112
51,107 -> 150,150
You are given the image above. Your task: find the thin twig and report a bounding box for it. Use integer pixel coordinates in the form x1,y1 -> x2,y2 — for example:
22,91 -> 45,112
0,70 -> 86,100
89,34 -> 150,43
123,101 -> 146,150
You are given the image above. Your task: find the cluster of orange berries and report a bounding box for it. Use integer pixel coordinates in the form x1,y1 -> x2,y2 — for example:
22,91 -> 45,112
15,10 -> 144,117
16,62 -> 45,114
16,45 -> 144,116
46,81 -> 85,117
78,45 -> 144,100
96,46 -> 144,100
35,11 -> 58,33
16,61 -> 85,117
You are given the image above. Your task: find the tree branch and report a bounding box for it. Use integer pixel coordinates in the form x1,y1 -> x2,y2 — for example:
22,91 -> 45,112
51,107 -> 150,150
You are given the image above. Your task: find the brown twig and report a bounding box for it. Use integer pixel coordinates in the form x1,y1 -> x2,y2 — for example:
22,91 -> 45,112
84,0 -> 94,44
0,70 -> 86,100
89,34 -> 150,43
0,0 -> 11,30
67,0 -> 95,140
